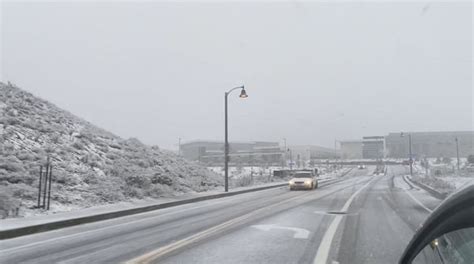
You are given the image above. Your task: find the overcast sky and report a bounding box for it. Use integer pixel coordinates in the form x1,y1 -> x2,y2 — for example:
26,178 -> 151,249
1,1 -> 472,150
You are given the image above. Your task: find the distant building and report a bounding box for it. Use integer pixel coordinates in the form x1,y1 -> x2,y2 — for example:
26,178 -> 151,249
288,145 -> 338,165
340,141 -> 363,159
180,140 -> 283,166
362,136 -> 385,159
385,131 -> 474,159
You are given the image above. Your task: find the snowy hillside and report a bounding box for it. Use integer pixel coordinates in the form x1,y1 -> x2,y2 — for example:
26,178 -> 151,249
0,82 -> 222,217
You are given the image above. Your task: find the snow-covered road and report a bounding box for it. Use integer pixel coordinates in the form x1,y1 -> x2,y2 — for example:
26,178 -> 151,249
0,166 -> 444,264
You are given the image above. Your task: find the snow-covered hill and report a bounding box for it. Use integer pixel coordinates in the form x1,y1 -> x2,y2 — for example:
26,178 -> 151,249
0,82 -> 222,217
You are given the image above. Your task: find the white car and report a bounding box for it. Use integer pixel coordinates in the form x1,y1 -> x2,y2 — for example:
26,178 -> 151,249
289,172 -> 318,190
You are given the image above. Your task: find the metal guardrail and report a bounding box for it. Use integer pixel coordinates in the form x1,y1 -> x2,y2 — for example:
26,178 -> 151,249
404,175 -> 448,200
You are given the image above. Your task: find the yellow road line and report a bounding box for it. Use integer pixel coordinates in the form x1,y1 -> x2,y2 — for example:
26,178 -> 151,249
126,192 -> 310,264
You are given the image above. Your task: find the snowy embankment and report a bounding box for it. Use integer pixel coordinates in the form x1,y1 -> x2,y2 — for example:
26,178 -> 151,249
409,163 -> 474,196
0,83 -> 222,219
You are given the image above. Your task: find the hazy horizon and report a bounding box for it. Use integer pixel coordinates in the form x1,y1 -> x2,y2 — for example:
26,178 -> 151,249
1,1 -> 472,150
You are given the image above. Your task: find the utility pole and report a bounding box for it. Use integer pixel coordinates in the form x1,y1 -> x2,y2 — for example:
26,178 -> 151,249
307,148 -> 311,168
408,134 -> 413,176
289,148 -> 293,170
424,157 -> 429,176
455,137 -> 460,171
401,132 -> 413,176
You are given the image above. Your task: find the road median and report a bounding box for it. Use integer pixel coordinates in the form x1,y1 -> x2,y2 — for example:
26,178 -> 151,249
404,175 -> 448,200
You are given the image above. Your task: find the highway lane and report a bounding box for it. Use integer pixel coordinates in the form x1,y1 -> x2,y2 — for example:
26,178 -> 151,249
0,166 -> 443,264
148,166 -> 442,264
157,170 -> 374,264
0,168 -> 367,264
335,166 -> 441,264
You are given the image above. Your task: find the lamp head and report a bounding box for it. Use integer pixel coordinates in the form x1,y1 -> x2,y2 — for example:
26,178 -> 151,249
239,87 -> 248,98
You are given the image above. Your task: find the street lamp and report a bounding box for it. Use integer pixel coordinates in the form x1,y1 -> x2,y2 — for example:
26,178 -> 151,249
401,132 -> 413,176
306,148 -> 311,168
455,137 -> 460,171
288,148 -> 293,170
282,138 -> 287,169
224,85 -> 247,192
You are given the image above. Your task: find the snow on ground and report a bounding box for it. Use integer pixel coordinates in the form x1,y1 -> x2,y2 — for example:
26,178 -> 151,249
409,163 -> 474,195
393,174 -> 411,190
0,83 -> 225,219
441,176 -> 474,189
3,165 -> 354,222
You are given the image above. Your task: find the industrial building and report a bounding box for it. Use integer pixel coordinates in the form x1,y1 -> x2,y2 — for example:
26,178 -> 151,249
181,140 -> 339,167
181,131 -> 474,165
385,131 -> 474,159
180,140 -> 283,166
362,136 -> 385,159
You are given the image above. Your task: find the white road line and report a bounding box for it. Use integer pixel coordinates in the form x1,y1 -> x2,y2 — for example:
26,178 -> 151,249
251,224 -> 310,239
313,177 -> 376,264
403,188 -> 433,213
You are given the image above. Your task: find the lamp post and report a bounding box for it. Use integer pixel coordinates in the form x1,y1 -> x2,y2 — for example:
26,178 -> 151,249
224,85 -> 247,192
306,148 -> 311,168
282,138 -> 287,169
289,148 -> 293,170
334,139 -> 340,169
401,132 -> 413,176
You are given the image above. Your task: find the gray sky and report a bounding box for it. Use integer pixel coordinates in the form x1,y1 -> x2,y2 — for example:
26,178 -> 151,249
1,1 -> 472,150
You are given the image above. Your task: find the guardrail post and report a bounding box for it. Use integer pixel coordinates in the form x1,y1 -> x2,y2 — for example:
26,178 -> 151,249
47,164 -> 53,210
42,158 -> 49,209
37,166 -> 43,208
